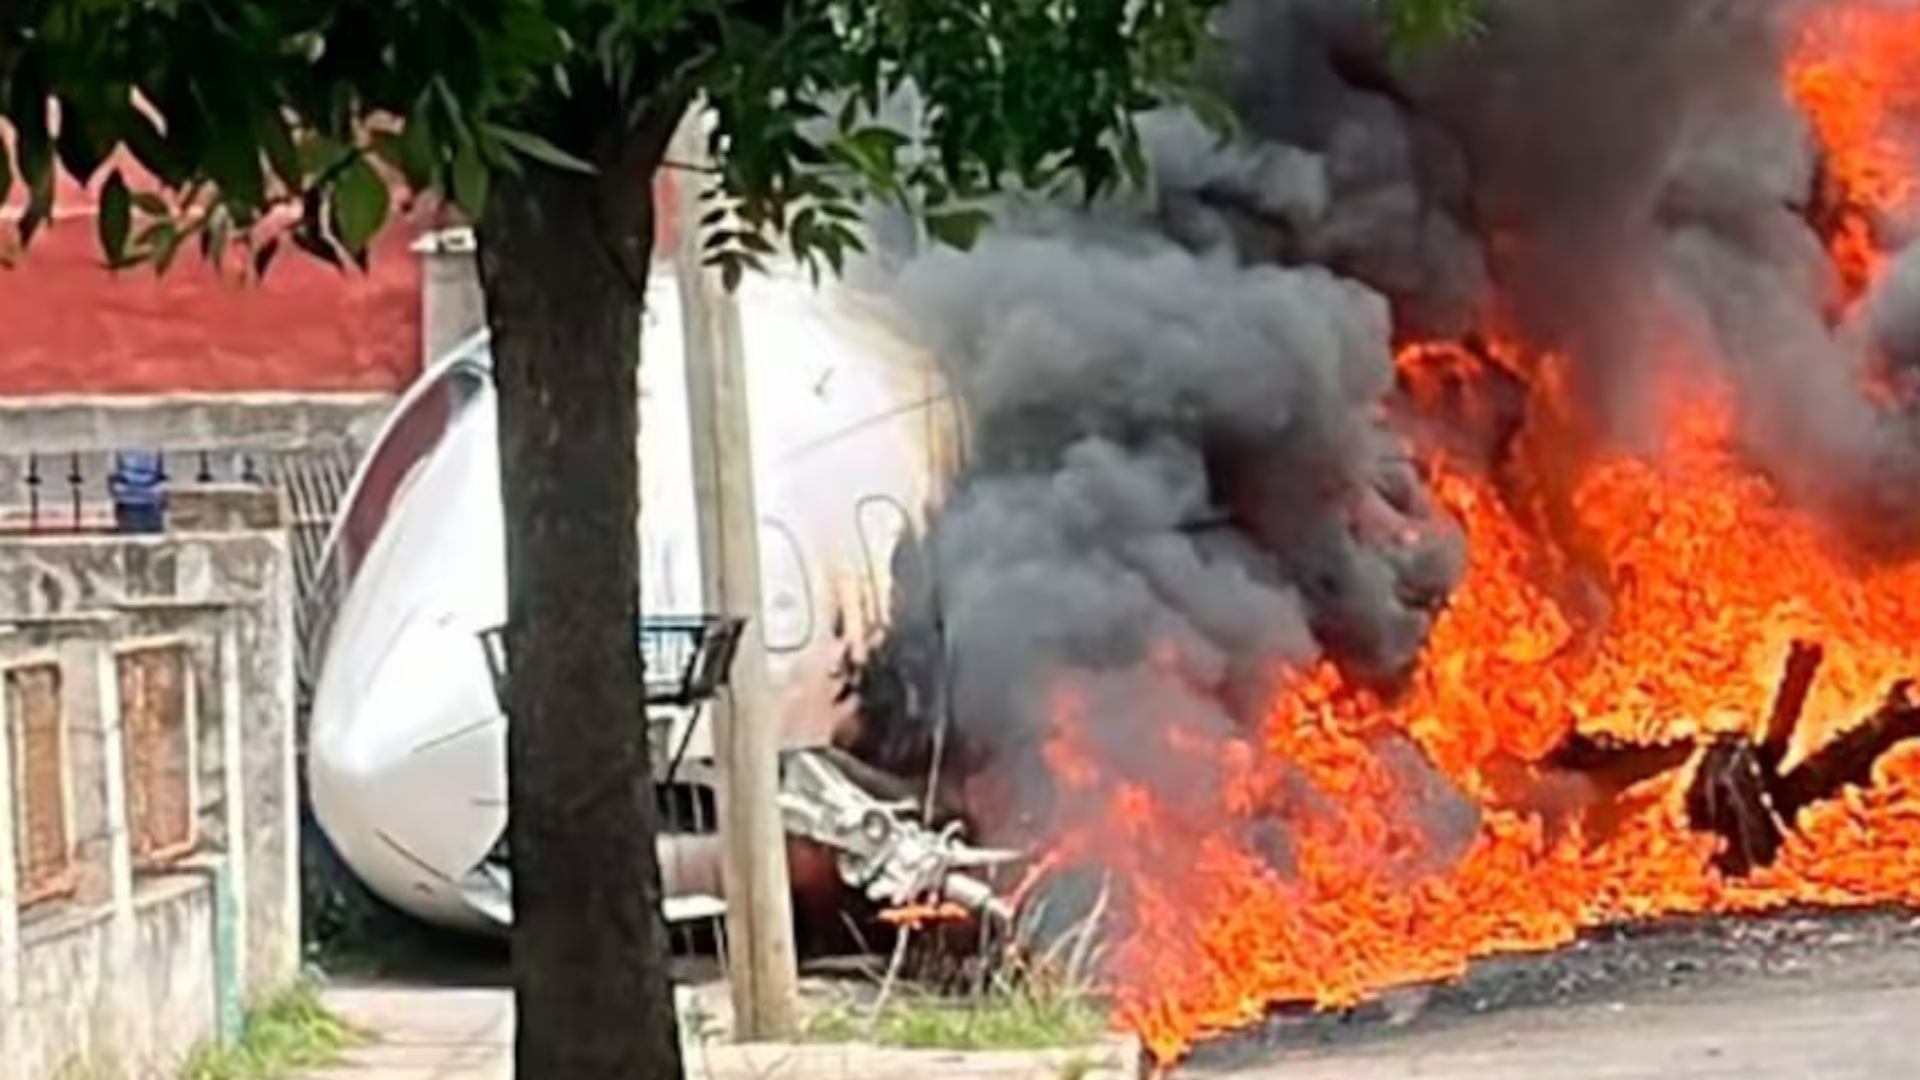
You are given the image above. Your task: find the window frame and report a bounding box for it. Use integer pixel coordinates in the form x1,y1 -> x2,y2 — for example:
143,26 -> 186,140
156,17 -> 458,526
113,638 -> 201,872
4,657 -> 76,909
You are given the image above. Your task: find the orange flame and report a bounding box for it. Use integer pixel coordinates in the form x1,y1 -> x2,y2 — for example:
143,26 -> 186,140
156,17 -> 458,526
1046,357 -> 1920,1061
878,900 -> 971,929
1018,7 -> 1920,1064
1787,3 -> 1920,304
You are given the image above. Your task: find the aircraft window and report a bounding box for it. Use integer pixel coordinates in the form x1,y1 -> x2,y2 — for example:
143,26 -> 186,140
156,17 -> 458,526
758,520 -> 813,654
855,496 -> 911,615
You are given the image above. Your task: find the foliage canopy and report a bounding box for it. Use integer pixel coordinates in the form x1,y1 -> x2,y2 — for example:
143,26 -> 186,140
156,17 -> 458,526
1,0 -> 1479,282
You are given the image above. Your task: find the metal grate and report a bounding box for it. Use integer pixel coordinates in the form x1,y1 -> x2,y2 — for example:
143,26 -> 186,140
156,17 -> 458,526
478,616 -> 748,711
638,616 -> 748,708
268,450 -> 357,713
118,645 -> 196,869
7,664 -> 74,907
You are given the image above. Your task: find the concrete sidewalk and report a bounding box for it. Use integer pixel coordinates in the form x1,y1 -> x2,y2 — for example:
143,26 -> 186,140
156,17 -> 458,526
295,984 -> 1136,1080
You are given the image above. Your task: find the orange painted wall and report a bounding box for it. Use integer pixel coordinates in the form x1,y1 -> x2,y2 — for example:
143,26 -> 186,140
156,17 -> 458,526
1,137 -> 678,397
0,214 -> 426,396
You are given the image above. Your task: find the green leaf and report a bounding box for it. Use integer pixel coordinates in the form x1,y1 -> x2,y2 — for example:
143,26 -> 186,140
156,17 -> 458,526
332,156 -> 390,254
924,208 -> 994,251
298,133 -> 350,176
452,141 -> 490,219
825,223 -> 866,255
369,131 -> 409,176
125,221 -> 164,271
432,78 -> 475,145
11,60 -> 56,245
203,120 -> 266,208
151,220 -> 187,274
98,171 -> 132,266
291,223 -> 343,270
738,230 -> 777,257
720,256 -> 744,293
54,96 -> 111,184
253,237 -> 281,280
18,201 -> 48,250
402,94 -> 441,182
483,125 -> 598,174
840,126 -> 909,176
261,112 -> 302,190
1183,87 -> 1241,140
119,110 -> 186,187
1119,127 -> 1149,190
379,117 -> 437,192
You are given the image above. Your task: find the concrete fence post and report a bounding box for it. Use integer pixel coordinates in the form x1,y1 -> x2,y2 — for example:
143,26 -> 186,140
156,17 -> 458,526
0,653 -> 25,1080
91,639 -> 139,1060
216,620 -> 249,1035
414,228 -> 487,367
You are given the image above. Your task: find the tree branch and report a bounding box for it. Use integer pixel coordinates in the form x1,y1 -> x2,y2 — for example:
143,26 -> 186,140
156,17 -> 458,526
585,90 -> 694,301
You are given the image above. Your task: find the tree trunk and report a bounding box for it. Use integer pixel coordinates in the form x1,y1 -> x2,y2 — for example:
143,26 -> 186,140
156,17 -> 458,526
476,145 -> 683,1078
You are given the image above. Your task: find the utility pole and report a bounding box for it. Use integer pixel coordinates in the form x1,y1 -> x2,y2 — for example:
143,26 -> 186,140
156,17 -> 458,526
666,107 -> 801,1040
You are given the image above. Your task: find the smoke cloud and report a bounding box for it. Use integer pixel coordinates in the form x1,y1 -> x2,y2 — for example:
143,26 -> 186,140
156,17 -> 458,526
844,0 -> 1920,841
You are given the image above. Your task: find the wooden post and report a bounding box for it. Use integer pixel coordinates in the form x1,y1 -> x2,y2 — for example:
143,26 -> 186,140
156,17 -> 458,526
667,108 -> 801,1040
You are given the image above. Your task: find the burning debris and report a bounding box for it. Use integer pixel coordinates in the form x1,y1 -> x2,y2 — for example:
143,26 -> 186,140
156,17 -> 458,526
1687,651 -> 1920,877
1502,640 -> 1920,879
838,0 -> 1920,1066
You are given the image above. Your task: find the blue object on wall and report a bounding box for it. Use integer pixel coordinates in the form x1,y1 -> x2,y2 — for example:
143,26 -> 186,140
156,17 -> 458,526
108,450 -> 168,533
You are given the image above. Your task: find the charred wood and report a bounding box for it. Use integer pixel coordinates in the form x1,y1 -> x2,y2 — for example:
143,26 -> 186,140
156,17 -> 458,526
1484,732 -> 1694,845
1760,640 -> 1824,775
1774,681 -> 1920,826
1684,737 -> 1785,878
1679,651 -> 1920,877
1499,640 -> 1920,880
1545,731 -> 1695,790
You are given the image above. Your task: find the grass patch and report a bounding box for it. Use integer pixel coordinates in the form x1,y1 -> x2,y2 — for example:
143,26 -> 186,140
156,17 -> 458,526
801,860 -> 1120,1056
804,989 -> 1108,1051
1052,1053 -> 1107,1080
180,983 -> 362,1080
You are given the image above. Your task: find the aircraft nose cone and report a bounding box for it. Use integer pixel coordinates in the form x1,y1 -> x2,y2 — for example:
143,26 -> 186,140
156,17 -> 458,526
309,604 -> 507,908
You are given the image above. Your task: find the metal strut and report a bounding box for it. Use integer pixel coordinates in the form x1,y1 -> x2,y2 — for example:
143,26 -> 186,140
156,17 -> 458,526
777,749 -> 1019,921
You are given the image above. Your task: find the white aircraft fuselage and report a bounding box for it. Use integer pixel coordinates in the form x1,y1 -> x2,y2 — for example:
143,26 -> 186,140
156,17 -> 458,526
305,267 -> 952,931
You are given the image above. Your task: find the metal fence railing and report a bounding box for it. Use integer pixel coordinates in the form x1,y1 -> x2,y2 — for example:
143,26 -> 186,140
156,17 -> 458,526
0,448 -> 306,534
0,446 -> 362,713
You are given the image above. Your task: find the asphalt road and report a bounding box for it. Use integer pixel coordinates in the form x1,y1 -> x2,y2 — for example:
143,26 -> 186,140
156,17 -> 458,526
1184,916 -> 1920,1080
1193,981 -> 1920,1079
